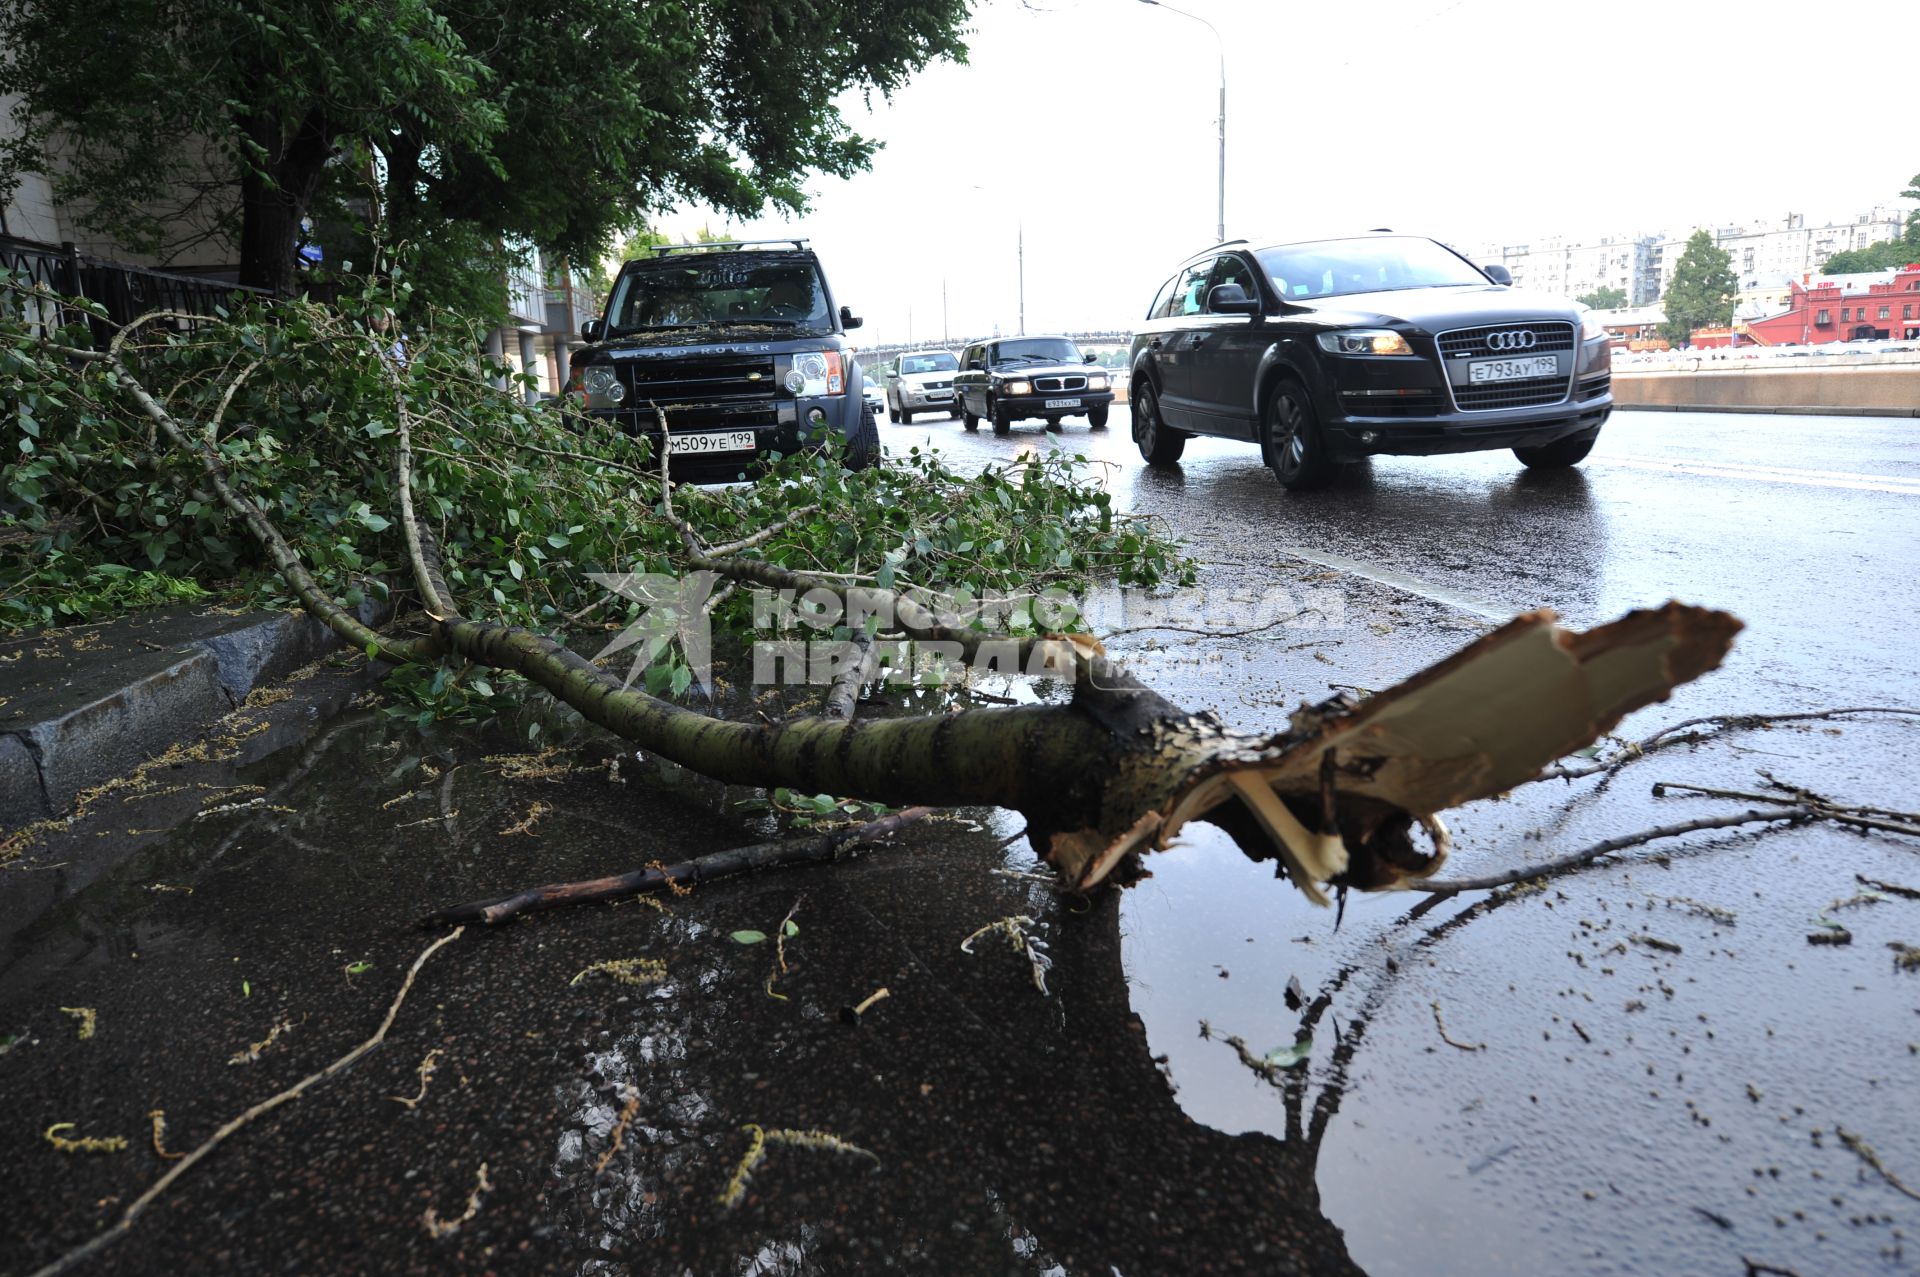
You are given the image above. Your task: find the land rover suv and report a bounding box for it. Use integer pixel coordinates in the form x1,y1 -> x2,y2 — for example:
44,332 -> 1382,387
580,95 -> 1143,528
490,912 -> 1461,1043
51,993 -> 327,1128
568,239 -> 879,480
1128,233 -> 1612,488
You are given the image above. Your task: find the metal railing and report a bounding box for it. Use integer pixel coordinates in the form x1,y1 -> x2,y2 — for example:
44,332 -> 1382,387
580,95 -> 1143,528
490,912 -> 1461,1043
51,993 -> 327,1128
1,235 -> 268,344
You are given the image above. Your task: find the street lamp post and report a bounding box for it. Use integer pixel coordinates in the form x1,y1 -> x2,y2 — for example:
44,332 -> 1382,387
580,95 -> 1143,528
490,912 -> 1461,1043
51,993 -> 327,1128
1138,0 -> 1225,245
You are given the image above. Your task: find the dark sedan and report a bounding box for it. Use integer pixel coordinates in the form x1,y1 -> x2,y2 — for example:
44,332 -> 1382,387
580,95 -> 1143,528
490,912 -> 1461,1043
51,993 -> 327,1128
953,335 -> 1115,434
1128,234 -> 1612,488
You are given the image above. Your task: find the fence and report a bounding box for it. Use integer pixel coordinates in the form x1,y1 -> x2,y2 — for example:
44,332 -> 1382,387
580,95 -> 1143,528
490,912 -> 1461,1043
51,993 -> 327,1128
0,235 -> 269,344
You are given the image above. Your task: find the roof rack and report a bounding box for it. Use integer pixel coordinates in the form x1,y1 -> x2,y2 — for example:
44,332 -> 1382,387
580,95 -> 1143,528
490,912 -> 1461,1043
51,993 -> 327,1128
649,238 -> 810,255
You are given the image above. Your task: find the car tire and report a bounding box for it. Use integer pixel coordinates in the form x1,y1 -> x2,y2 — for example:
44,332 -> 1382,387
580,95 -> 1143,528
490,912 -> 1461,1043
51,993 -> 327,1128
1513,431 -> 1597,469
901,409 -> 914,424
992,399 -> 1012,435
1045,416 -> 1061,430
1131,380 -> 1186,465
1261,379 -> 1335,490
887,400 -> 901,424
962,404 -> 979,431
845,403 -> 881,471
948,408 -> 960,420
1088,406 -> 1109,429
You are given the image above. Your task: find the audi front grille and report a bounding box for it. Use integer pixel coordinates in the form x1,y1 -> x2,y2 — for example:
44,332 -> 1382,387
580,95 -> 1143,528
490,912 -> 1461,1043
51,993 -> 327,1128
1437,320 -> 1576,412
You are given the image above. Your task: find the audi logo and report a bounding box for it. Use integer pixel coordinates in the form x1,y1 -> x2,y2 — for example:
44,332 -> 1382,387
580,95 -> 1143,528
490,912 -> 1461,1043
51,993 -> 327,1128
1485,329 -> 1538,352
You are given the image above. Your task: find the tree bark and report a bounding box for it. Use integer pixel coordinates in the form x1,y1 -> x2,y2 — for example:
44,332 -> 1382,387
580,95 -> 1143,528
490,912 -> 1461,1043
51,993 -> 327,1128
235,108 -> 334,294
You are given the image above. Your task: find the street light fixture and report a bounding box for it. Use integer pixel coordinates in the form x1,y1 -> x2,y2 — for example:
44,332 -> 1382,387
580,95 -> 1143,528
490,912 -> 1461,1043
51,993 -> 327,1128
1138,0 -> 1225,245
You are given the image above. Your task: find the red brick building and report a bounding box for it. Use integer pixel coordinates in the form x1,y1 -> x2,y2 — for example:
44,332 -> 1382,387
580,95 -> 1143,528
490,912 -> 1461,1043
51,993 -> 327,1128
1735,265 -> 1920,346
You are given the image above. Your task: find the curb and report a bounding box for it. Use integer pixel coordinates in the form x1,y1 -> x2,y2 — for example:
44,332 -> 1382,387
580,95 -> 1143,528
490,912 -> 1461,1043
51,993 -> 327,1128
1613,404 -> 1920,417
1,602 -> 384,831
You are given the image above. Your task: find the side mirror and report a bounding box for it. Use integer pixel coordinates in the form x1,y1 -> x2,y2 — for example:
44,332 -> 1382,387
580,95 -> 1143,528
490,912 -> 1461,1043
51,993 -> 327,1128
580,318 -> 605,343
1083,352 -> 1097,364
1483,264 -> 1513,286
1207,283 -> 1260,314
967,358 -> 985,370
840,305 -> 863,330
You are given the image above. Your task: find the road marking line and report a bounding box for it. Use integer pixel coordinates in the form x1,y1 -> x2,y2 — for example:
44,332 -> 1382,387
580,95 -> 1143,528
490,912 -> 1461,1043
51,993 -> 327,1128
1596,456 -> 1920,496
1276,547 -> 1519,621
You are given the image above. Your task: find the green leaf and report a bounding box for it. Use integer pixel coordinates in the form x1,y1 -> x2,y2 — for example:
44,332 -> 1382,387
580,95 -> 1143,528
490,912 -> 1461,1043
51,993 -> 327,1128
241,980 -> 251,998
781,919 -> 799,938
730,930 -> 768,945
1263,1037 -> 1312,1069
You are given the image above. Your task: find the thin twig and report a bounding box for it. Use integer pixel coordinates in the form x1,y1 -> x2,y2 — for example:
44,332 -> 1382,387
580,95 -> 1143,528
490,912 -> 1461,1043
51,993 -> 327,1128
27,928 -> 466,1277
1532,706 -> 1920,783
1100,609 -> 1316,642
1407,811 -> 1807,896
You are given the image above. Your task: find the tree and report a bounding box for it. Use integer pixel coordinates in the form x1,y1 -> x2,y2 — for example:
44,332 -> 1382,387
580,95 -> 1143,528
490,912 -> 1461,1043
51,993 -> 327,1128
0,0 -> 973,301
1659,230 -> 1737,347
1811,172 -> 1920,275
1575,286 -> 1627,311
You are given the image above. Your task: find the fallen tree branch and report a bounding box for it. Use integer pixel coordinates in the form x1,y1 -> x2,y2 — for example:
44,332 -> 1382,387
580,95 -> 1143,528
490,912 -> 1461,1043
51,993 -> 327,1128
1532,707 -> 1920,783
1652,781 -> 1920,840
27,927 -> 466,1277
1405,811 -> 1809,896
423,807 -> 935,926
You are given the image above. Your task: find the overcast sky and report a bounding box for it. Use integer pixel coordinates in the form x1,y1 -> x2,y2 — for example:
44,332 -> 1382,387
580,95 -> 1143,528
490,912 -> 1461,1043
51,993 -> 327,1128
658,0 -> 1920,345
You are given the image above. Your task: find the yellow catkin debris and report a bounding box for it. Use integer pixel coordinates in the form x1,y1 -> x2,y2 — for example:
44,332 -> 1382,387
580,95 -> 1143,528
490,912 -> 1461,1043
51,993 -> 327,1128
497,801 -> 551,837
718,1124 -> 878,1208
228,1017 -> 294,1065
59,1007 -> 97,1040
569,958 -> 667,988
45,1123 -> 127,1154
422,1162 -> 492,1238
148,1110 -> 184,1160
389,1048 -> 444,1109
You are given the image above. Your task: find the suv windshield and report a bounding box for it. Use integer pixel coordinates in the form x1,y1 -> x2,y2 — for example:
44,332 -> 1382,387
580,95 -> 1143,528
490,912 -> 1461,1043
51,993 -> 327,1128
607,256 -> 831,333
1254,236 -> 1486,301
992,338 -> 1081,365
898,352 -> 959,374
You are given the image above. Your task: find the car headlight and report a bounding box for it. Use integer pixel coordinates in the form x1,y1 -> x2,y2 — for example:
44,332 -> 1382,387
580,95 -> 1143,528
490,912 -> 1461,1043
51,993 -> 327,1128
1003,379 -> 1033,396
1088,374 -> 1109,390
1580,309 -> 1609,342
577,364 -> 625,407
785,350 -> 845,397
1317,330 -> 1415,356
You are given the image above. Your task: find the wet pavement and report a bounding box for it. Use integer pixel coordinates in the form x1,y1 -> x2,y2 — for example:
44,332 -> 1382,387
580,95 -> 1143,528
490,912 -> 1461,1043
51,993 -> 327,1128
3,407 -> 1919,1275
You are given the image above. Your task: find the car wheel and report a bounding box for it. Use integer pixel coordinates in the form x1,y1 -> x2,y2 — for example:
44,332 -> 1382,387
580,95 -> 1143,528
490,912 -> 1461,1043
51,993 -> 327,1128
962,404 -> 979,431
1088,406 -> 1109,429
991,398 -> 1012,435
1261,380 -> 1334,490
901,409 -> 914,424
1513,431 -> 1597,469
1131,380 -> 1186,465
887,400 -> 900,424
948,408 -> 960,420
1045,416 -> 1061,430
845,403 -> 881,471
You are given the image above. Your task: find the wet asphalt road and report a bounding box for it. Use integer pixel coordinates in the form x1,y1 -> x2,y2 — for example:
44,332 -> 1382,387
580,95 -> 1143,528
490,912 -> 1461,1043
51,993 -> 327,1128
3,406 -> 1918,1277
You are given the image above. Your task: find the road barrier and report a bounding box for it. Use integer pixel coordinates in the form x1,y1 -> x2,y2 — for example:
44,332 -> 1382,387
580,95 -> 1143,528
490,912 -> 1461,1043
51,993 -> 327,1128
1612,364 -> 1920,417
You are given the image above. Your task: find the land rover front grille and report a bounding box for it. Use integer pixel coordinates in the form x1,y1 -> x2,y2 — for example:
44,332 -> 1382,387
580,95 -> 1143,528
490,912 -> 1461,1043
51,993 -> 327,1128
621,354 -> 779,404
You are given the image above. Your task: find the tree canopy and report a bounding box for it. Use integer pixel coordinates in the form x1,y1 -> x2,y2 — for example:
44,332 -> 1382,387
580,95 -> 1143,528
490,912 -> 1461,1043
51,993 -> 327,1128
1817,172 -> 1920,275
1575,286 -> 1627,310
0,0 -> 974,303
1660,230 -> 1737,347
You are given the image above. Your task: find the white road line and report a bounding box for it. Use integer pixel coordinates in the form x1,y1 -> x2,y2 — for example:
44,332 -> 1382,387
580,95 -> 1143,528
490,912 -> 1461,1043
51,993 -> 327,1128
1604,453 -> 1920,485
1276,547 -> 1519,621
1596,455 -> 1920,496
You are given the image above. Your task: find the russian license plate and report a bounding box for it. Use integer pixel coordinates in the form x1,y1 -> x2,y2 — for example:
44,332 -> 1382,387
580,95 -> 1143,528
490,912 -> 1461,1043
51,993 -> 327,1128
1468,355 -> 1558,384
1044,397 -> 1082,409
667,429 -> 757,456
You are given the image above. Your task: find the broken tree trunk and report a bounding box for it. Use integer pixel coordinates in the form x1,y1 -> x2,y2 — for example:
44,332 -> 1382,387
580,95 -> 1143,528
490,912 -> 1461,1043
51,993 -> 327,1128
112,340 -> 1742,905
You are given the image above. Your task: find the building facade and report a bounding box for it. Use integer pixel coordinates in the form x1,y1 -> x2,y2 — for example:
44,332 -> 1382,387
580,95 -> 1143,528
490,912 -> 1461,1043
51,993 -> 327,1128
1738,265 -> 1920,346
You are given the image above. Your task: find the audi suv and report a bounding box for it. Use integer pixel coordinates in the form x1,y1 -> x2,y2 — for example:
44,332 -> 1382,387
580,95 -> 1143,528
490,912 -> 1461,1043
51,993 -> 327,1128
1127,233 -> 1611,488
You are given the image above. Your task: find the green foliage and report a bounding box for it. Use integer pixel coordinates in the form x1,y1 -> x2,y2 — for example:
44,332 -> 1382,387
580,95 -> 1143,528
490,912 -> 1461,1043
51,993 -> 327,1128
1,269 -> 1191,731
1807,172 -> 1920,276
1,0 -> 974,298
1575,286 -> 1627,311
1660,230 -> 1738,347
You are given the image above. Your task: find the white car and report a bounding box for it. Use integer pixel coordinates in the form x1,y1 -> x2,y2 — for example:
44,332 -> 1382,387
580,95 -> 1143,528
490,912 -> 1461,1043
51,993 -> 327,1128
885,350 -> 962,423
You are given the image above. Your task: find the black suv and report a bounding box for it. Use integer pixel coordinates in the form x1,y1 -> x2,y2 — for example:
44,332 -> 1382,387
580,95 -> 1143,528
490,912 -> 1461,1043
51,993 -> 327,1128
1128,234 -> 1612,488
953,335 -> 1115,434
569,239 -> 878,480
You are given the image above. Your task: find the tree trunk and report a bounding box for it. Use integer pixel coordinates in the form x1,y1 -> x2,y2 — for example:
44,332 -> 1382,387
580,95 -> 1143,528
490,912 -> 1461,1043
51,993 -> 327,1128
235,109 -> 334,294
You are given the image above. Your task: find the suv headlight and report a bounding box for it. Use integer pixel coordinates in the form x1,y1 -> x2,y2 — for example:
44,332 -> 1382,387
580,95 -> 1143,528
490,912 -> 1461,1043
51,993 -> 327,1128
1088,373 -> 1109,390
1317,330 -> 1415,356
1580,309 -> 1609,341
1003,379 -> 1033,396
784,350 -> 845,397
576,364 -> 626,408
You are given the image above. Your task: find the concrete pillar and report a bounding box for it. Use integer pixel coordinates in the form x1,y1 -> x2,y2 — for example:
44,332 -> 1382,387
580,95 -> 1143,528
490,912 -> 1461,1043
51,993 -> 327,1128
518,329 -> 540,404
484,328 -> 507,391
554,339 -> 572,394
